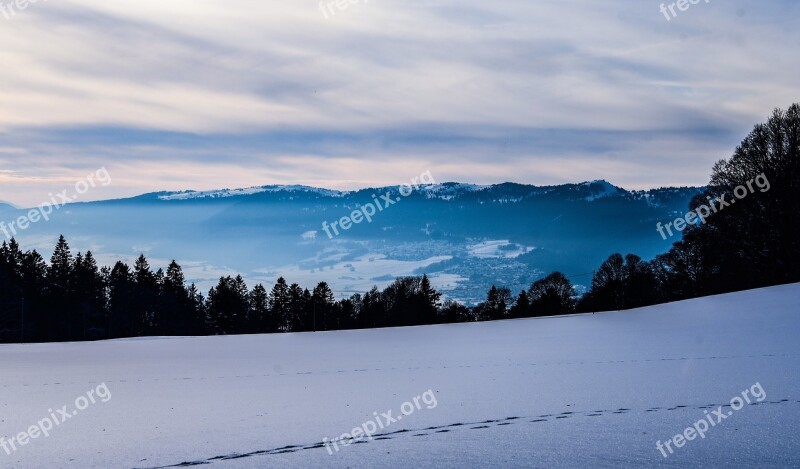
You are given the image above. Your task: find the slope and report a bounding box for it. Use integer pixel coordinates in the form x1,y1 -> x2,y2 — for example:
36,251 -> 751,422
1,283 -> 798,468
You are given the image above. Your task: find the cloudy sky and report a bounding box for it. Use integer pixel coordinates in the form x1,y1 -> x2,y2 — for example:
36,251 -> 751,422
0,0 -> 798,206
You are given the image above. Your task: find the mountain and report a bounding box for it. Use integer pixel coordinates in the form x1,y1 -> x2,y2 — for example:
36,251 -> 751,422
1,181 -> 704,304
157,185 -> 347,201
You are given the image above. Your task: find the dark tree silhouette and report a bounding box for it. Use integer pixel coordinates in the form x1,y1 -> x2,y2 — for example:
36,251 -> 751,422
207,276 -> 249,335
477,285 -> 513,321
268,277 -> 291,332
528,272 -> 575,317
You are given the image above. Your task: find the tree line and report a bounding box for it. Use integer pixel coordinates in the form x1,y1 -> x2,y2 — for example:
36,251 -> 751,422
1,104 -> 798,343
0,237 -> 451,342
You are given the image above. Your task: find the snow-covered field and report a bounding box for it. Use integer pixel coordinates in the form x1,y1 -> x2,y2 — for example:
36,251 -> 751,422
2,283 -> 799,468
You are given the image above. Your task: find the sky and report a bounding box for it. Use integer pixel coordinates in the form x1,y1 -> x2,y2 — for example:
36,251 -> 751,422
0,0 -> 798,207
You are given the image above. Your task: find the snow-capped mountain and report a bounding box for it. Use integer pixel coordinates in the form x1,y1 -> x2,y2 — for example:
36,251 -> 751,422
2,181 -> 703,304
582,179 -> 622,201
158,185 -> 348,201
151,180 -> 693,206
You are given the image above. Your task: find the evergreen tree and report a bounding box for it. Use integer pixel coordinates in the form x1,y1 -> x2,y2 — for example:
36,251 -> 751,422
159,261 -> 194,335
207,276 -> 249,335
312,282 -> 336,331
509,290 -> 530,318
268,277 -> 291,332
249,284 -> 269,332
338,296 -> 358,330
108,261 -> 135,338
132,254 -> 158,335
19,249 -> 47,342
48,235 -> 73,287
358,287 -> 383,329
0,241 -> 23,341
479,285 -> 512,320
187,283 -> 207,335
419,274 -> 442,324
286,283 -> 307,332
74,251 -> 107,339
47,235 -> 77,341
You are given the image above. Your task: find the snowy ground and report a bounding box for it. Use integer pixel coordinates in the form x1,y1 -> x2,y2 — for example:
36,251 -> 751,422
2,283 -> 799,468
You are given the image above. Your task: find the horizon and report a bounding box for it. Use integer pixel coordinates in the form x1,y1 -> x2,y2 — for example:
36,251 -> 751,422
0,177 -> 706,209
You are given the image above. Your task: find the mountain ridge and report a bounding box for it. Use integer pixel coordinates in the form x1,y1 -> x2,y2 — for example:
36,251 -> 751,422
1,179 -> 706,304
106,179 -> 706,207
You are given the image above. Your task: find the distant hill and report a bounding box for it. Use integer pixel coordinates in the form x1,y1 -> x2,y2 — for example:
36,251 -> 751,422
2,181 -> 704,304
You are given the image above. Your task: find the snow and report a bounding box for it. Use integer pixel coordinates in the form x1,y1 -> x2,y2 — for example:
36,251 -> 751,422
422,183 -> 489,200
253,254 -> 466,300
157,185 -> 346,201
582,180 -> 621,201
2,283 -> 799,468
467,239 -> 535,259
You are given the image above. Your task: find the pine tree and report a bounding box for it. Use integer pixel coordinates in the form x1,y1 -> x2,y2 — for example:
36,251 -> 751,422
249,284 -> 269,333
286,283 -> 306,332
160,261 -> 192,335
0,241 -> 23,341
74,251 -> 107,339
509,290 -> 530,318
358,287 -> 383,328
312,282 -> 336,330
481,285 -> 512,320
295,287 -> 314,332
48,235 -> 73,288
133,254 -> 158,335
164,261 -> 185,291
47,235 -> 76,340
108,261 -> 134,338
19,249 -> 47,342
268,278 -> 290,332
187,283 -> 207,335
419,274 -> 442,324
207,276 -> 249,335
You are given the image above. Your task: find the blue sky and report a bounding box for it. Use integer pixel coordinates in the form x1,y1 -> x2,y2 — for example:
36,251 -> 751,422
0,0 -> 798,206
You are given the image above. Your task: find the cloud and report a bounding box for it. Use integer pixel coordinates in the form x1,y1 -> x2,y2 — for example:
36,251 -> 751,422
0,0 -> 798,205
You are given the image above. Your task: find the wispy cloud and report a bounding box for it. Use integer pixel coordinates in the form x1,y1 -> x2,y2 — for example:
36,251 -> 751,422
1,0 -> 798,205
